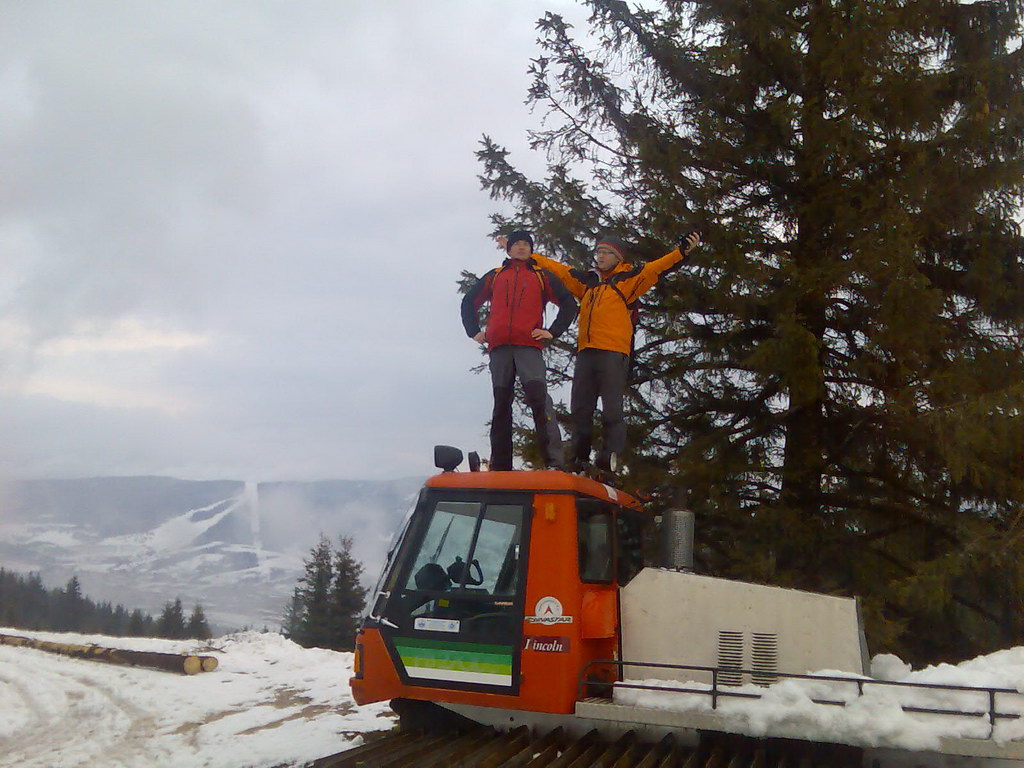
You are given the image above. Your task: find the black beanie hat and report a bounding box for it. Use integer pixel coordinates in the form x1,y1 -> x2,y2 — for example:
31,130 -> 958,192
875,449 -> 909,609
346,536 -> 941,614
595,234 -> 628,262
505,230 -> 534,253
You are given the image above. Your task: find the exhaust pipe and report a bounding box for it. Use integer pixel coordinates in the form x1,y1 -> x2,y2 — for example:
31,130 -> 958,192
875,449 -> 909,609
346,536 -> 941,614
660,509 -> 694,571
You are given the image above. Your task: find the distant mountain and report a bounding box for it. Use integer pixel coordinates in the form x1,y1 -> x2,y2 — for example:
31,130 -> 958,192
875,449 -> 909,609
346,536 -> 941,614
0,476 -> 424,632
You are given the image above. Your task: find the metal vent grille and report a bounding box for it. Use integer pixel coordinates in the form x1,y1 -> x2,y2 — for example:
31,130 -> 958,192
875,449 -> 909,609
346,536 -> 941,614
751,632 -> 779,687
717,630 -> 744,686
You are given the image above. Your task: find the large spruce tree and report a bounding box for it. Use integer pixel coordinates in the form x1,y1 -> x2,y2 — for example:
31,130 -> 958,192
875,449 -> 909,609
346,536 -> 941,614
479,0 -> 1024,663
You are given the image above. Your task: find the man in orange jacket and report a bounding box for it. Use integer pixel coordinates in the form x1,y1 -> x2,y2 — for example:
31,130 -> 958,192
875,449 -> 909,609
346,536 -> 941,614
527,231 -> 701,473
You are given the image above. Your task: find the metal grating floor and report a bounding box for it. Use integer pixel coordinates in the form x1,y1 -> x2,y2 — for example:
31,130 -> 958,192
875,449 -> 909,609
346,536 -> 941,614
309,725 -> 864,768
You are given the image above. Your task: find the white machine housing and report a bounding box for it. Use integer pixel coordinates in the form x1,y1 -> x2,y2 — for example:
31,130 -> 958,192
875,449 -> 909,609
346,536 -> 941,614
620,569 -> 869,685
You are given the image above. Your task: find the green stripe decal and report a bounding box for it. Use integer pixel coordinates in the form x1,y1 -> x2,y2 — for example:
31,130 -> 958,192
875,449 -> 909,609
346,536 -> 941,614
395,644 -> 509,665
394,637 -> 513,680
394,637 -> 511,655
401,655 -> 511,674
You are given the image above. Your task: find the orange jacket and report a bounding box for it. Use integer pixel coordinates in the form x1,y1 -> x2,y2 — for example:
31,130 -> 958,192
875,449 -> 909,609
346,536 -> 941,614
531,248 -> 685,355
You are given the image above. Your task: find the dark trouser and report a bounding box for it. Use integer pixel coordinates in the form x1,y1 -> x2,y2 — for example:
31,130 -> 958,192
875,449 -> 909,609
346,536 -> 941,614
488,345 -> 564,471
570,348 -> 629,465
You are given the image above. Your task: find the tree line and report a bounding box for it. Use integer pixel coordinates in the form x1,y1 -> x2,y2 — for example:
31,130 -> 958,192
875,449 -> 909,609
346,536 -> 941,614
478,0 -> 1024,665
0,568 -> 210,640
1,528 -> 371,649
283,534 -> 367,651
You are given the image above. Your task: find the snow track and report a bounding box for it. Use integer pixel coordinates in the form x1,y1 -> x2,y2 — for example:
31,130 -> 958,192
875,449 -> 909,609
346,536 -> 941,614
0,646 -> 157,766
0,629 -> 394,768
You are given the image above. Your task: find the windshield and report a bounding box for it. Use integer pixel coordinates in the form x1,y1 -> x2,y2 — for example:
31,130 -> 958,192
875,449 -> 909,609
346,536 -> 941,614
381,493 -> 529,645
404,501 -> 523,597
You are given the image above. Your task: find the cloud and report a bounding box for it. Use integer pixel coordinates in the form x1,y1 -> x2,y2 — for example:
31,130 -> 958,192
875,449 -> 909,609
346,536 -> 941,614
0,1 -> 586,480
35,318 -> 209,356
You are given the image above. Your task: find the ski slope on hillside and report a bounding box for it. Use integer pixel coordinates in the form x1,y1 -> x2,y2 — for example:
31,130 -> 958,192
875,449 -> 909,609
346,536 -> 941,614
0,628 -> 393,768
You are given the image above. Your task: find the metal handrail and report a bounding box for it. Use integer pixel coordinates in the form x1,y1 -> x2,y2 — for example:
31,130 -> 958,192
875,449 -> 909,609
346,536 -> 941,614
577,659 -> 1022,739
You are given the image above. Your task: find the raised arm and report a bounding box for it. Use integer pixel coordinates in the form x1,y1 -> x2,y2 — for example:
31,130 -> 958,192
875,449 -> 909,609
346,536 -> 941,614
619,232 -> 701,304
530,253 -> 587,298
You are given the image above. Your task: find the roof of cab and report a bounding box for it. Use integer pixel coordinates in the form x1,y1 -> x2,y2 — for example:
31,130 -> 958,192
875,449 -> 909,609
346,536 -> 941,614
425,469 -> 645,512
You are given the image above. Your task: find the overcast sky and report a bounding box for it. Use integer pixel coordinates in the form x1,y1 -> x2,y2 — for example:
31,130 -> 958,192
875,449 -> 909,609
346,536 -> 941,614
0,1 -> 594,481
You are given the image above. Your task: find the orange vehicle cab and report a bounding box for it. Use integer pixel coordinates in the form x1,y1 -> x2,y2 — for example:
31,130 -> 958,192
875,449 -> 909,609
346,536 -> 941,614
350,464 -> 653,718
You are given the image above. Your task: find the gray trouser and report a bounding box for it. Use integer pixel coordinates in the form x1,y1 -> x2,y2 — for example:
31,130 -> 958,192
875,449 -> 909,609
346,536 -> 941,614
488,345 -> 564,470
571,348 -> 629,464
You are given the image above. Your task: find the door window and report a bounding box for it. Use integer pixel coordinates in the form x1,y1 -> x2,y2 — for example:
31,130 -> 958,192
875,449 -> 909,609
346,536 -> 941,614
578,499 -> 614,583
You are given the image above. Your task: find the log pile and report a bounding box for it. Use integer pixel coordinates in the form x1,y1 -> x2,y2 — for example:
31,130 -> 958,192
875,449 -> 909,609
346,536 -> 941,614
0,632 -> 219,675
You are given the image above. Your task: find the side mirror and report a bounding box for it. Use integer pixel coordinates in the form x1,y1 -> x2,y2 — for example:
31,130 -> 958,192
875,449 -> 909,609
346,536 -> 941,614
467,451 -> 481,472
434,445 -> 464,472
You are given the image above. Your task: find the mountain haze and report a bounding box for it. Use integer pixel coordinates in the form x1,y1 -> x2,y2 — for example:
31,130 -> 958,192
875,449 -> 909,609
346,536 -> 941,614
0,476 -> 423,631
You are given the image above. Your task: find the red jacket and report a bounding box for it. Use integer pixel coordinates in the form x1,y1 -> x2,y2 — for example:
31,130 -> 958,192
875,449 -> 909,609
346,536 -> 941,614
461,258 -> 577,351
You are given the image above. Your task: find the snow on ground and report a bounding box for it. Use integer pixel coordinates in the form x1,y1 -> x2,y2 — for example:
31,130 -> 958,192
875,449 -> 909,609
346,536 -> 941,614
11,624 -> 1024,766
615,648 -> 1024,753
0,627 -> 394,768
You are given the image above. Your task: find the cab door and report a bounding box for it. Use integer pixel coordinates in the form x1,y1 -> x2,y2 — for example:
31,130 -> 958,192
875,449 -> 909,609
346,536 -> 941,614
376,491 -> 532,694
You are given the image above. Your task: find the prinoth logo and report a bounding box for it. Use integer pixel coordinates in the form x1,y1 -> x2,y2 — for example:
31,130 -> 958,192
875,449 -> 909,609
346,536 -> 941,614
523,635 -> 570,653
525,596 -> 573,625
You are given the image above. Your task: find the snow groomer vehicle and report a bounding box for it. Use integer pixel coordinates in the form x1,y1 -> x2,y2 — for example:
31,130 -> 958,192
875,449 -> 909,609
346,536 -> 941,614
338,446 -> 1024,768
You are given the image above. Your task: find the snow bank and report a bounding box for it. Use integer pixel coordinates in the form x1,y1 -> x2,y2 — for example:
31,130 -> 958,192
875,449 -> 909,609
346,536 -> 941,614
615,649 -> 1024,751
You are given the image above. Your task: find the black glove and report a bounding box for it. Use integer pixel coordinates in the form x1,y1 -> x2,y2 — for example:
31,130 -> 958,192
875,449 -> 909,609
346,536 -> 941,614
677,231 -> 700,251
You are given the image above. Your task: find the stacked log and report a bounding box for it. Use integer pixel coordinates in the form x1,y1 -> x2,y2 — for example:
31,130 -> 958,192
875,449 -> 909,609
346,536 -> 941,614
0,632 -> 219,675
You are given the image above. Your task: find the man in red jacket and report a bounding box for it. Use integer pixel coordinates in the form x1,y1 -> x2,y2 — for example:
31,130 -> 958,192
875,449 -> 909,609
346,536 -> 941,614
461,231 -> 578,471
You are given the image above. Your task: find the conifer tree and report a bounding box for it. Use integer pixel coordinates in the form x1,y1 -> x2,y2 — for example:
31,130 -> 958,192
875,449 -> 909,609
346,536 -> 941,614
330,536 -> 368,651
0,567 -> 155,636
157,597 -> 187,639
283,533 -> 368,650
0,568 -> 7,625
110,604 -> 129,635
128,609 -> 149,637
282,590 -> 304,641
294,534 -> 335,648
24,572 -> 50,629
478,0 -> 1024,663
58,576 -> 83,632
186,604 -> 212,640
